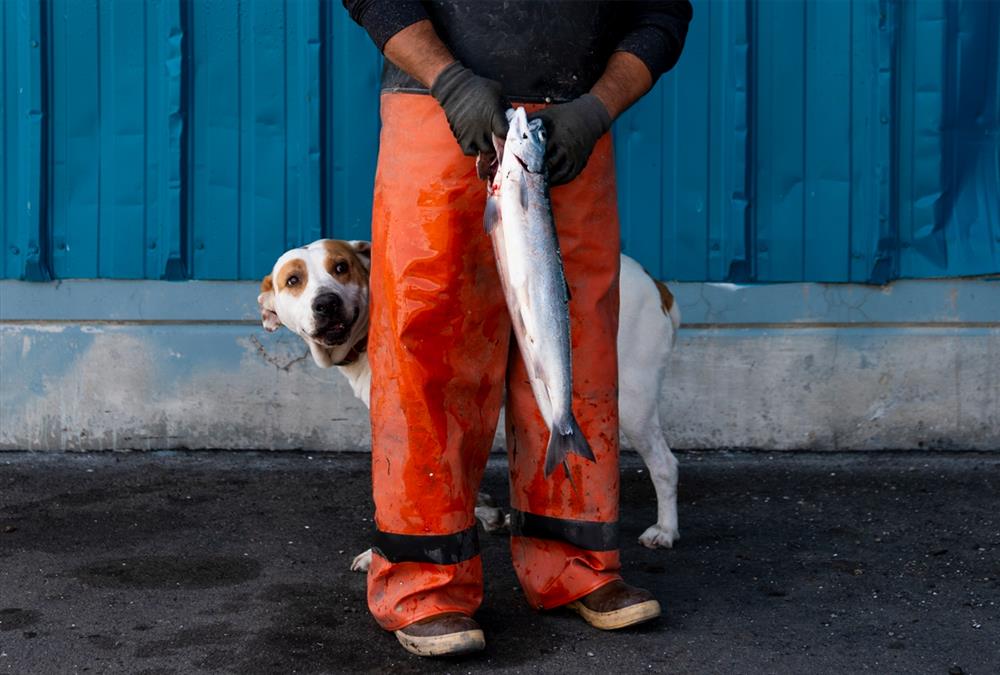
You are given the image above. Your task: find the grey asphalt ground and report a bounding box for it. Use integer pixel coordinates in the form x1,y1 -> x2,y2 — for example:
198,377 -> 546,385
1,451 -> 998,674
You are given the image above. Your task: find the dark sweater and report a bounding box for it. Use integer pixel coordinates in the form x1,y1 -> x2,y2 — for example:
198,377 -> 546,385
343,0 -> 693,102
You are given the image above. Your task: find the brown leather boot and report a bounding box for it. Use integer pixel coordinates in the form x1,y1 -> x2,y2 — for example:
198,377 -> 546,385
394,613 -> 485,657
566,580 -> 662,630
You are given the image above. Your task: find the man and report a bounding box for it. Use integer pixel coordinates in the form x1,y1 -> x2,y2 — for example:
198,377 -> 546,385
343,0 -> 692,658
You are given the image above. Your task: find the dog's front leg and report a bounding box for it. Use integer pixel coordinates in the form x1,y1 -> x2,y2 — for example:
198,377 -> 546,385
351,548 -> 373,572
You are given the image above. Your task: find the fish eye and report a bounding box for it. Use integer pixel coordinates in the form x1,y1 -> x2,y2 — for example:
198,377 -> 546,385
335,261 -> 348,275
286,275 -> 299,287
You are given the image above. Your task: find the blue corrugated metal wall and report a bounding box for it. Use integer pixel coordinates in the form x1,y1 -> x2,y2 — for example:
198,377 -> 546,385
2,0 -> 999,283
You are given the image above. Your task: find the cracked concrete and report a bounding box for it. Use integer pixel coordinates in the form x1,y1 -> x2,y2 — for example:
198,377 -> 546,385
3,321 -> 999,451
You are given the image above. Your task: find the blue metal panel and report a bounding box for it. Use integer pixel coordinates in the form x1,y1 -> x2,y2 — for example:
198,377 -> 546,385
753,0 -> 807,281
1,0 -> 47,280
188,0 -> 239,280
98,0 -> 145,278
753,0 -> 867,282
2,0 -> 1000,282
897,0 -> 1000,279
896,0 -> 947,278
49,0 -> 183,280
188,0 -> 321,281
49,0 -> 100,279
616,0 -> 749,282
324,5 -> 381,243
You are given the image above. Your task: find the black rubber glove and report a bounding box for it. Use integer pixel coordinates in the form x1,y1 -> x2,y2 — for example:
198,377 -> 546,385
530,94 -> 612,185
431,62 -> 509,156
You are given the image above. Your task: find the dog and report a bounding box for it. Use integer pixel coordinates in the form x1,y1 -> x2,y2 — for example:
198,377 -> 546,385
258,239 -> 681,571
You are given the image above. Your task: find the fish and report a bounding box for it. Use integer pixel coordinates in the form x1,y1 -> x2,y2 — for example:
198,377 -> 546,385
481,107 -> 595,477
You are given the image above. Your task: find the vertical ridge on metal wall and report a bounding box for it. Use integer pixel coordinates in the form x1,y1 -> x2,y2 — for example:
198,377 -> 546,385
1,0 -> 48,280
189,0 -> 239,279
850,0 -> 895,283
155,0 -> 185,280
896,0 -> 946,278
49,0 -> 99,278
712,0 -> 750,282
286,0 -> 322,253
324,5 -> 381,243
97,0 -> 144,278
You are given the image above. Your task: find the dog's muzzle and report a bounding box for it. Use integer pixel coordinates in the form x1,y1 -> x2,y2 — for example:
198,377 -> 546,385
312,292 -> 357,346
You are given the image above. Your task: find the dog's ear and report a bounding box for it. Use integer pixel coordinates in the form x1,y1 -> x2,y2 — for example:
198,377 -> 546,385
349,240 -> 372,271
257,274 -> 282,332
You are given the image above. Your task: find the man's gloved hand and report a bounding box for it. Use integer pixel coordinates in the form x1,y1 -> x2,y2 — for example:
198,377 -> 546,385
530,94 -> 612,185
431,62 -> 509,156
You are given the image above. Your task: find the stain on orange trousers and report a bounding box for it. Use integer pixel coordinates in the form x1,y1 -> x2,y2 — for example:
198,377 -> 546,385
367,93 -> 622,631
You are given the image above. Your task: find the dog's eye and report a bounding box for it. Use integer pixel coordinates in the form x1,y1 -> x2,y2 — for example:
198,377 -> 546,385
286,275 -> 299,287
335,262 -> 348,275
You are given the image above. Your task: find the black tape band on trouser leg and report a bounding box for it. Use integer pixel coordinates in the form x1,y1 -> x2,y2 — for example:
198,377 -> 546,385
509,509 -> 619,552
372,525 -> 481,565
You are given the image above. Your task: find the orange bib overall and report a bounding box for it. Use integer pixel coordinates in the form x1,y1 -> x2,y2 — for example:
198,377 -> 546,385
367,93 -> 622,630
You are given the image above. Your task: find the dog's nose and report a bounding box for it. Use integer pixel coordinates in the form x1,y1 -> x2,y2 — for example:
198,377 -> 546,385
312,292 -> 343,317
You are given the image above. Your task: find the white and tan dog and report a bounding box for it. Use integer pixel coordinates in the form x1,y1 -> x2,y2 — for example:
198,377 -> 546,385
258,239 -> 681,571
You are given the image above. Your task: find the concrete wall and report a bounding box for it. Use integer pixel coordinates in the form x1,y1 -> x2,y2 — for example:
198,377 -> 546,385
2,279 -> 998,452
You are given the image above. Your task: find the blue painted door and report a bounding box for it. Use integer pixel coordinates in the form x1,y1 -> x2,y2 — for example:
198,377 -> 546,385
2,0 -> 999,282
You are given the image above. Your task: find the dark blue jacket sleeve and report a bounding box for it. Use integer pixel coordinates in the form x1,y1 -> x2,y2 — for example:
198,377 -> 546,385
616,1 -> 694,82
342,0 -> 428,52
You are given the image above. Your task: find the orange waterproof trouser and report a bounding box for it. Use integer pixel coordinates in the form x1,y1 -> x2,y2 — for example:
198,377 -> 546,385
368,93 -> 621,630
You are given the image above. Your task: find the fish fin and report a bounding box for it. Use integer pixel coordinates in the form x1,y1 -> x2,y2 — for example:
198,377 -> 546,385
519,177 -> 530,211
484,197 -> 501,234
565,278 -> 572,302
543,414 -> 595,477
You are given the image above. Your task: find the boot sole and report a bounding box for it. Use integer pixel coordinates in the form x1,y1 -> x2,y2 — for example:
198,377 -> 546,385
566,598 -> 662,630
394,627 -> 485,657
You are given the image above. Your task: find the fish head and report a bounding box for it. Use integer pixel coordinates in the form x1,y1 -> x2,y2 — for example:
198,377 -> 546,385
504,107 -> 546,174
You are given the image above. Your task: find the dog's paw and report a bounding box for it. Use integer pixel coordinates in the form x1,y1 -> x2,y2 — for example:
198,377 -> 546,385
350,548 -> 373,573
638,524 -> 679,549
475,505 -> 507,534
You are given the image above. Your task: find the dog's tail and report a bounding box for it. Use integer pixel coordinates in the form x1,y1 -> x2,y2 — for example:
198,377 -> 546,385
650,276 -> 681,332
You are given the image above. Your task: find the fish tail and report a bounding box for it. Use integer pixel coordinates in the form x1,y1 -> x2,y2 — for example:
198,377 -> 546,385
543,415 -> 596,477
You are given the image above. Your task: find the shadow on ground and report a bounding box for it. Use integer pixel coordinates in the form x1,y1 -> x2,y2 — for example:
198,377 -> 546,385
1,451 -> 997,674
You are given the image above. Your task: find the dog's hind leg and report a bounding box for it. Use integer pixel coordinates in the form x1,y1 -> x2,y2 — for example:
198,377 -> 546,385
629,421 -> 680,549
475,491 -> 507,533
618,318 -> 680,549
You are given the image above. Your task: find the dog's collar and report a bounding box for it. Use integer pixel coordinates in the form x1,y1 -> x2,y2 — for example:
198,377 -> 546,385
335,335 -> 368,366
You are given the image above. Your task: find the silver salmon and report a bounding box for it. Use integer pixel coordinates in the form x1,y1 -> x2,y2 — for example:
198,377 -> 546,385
481,107 -> 595,477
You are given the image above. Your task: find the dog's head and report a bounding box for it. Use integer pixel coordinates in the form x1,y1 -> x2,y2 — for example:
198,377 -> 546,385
258,239 -> 372,368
